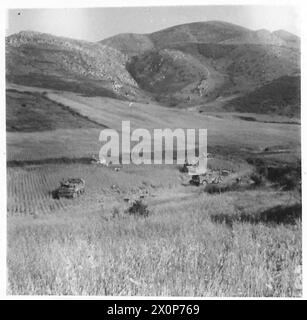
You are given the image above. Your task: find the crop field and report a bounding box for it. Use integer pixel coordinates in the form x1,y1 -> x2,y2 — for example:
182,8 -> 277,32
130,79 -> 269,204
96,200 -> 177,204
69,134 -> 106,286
7,154 -> 251,216
7,163 -> 186,216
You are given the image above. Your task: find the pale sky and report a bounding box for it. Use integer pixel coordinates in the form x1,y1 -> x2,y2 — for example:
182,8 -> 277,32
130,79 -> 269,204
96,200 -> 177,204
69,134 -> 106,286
6,6 -> 300,42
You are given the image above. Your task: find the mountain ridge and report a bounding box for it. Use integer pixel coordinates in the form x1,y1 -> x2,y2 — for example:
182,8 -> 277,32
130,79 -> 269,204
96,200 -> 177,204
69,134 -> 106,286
6,20 -> 300,113
100,20 -> 300,56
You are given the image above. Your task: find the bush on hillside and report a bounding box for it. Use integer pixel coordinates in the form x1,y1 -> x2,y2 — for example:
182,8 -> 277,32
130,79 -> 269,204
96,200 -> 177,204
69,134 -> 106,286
126,200 -> 150,217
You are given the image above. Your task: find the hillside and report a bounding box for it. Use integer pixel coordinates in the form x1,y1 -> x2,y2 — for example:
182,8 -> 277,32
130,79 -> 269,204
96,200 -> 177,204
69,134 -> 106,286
102,21 -> 300,107
127,42 -> 299,106
101,21 -> 300,55
224,75 -> 301,117
100,33 -> 154,57
6,21 -> 300,110
6,31 -> 147,100
6,89 -> 105,132
272,30 -> 300,48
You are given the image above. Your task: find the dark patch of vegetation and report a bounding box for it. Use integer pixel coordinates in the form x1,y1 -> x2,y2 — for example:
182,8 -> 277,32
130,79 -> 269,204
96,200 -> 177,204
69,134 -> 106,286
126,200 -> 150,217
211,203 -> 301,227
250,172 -> 265,186
246,157 -> 301,191
204,182 -> 244,194
267,166 -> 300,191
225,76 -> 300,117
7,157 -> 94,167
7,73 -> 120,99
237,116 -> 257,121
51,189 -> 59,200
236,115 -> 300,125
6,90 -> 107,132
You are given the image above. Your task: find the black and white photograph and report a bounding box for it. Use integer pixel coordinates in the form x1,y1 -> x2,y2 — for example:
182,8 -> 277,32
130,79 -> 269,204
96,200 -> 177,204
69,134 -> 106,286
2,1 -> 304,298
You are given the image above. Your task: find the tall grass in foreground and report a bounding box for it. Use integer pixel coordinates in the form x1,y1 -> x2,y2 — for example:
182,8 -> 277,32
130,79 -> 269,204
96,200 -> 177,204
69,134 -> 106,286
7,191 -> 301,296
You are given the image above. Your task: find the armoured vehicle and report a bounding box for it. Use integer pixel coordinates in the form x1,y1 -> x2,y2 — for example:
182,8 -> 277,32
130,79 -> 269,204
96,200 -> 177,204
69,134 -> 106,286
54,178 -> 85,199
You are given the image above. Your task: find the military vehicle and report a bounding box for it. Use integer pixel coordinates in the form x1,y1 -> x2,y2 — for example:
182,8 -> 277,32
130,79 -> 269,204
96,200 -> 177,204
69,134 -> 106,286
53,178 -> 85,199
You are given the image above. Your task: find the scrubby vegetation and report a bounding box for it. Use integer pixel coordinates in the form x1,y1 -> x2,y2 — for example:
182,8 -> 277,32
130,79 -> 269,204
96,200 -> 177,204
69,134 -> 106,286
247,157 -> 301,191
225,76 -> 301,117
204,182 -> 241,194
126,200 -> 150,217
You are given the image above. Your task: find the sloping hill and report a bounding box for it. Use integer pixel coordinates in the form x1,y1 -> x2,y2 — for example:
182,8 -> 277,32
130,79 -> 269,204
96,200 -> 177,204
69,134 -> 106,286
100,21 -> 253,56
224,75 -> 301,117
127,49 -> 215,105
6,89 -> 106,132
101,21 -> 300,56
221,28 -> 294,47
101,21 -> 300,107
127,41 -> 299,106
149,21 -> 251,48
6,31 -> 146,100
273,30 -> 300,48
100,33 -> 154,57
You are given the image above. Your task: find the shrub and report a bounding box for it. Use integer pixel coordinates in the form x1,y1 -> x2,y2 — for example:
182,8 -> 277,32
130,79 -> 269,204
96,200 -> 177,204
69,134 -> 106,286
51,189 -> 59,199
126,200 -> 150,217
204,183 -> 240,194
204,184 -> 224,194
267,166 -> 300,190
279,174 -> 298,191
250,172 -> 265,186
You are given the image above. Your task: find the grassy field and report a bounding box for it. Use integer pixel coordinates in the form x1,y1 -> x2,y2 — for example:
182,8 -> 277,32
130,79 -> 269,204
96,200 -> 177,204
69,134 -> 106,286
6,87 -> 300,161
8,188 -> 301,296
6,84 -> 302,296
7,160 -> 302,296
